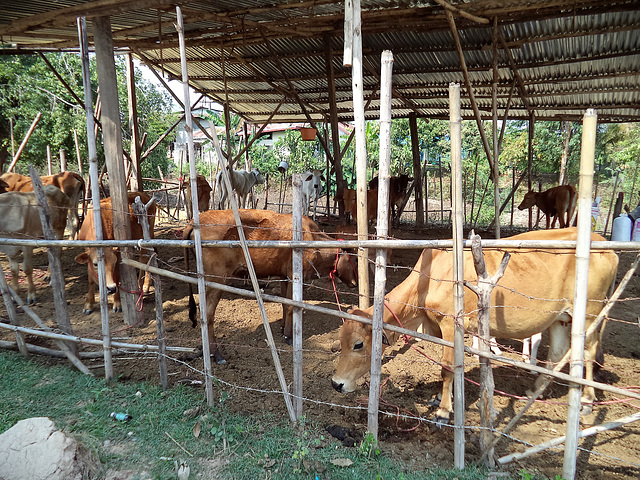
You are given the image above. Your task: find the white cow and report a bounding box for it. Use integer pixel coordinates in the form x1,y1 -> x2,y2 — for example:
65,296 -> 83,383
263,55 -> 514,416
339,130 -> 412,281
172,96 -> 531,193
302,169 -> 325,220
0,185 -> 73,304
217,168 -> 265,209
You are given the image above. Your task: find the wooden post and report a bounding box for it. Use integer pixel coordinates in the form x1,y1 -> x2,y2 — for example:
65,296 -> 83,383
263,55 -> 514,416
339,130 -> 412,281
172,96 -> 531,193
528,112 -> 534,229
46,145 -> 53,175
350,0 -> 370,310
492,18 -> 500,239
0,263 -> 28,356
127,53 -> 142,192
59,149 -> 67,172
367,50 -> 393,442
28,166 -> 76,356
78,16 -> 113,382
563,109 -> 597,480
464,234 -> 511,467
74,129 -> 83,175
409,113 -> 424,227
133,196 -> 167,390
291,174 -> 304,420
450,82 -> 465,468
93,15 -> 141,327
7,112 -> 42,172
176,6 -> 215,406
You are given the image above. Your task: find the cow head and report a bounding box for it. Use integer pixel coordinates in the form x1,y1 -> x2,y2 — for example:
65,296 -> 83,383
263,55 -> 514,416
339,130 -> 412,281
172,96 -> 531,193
334,250 -> 358,288
74,247 -> 120,294
331,308 -> 390,393
518,191 -> 538,211
196,176 -> 212,212
251,168 -> 265,185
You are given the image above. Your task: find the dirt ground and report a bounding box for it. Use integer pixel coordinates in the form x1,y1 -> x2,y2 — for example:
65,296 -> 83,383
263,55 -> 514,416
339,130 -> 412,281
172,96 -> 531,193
1,214 -> 639,479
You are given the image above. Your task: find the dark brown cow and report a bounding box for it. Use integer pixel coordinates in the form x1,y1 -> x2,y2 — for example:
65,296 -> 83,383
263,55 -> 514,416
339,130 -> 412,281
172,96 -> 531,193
369,174 -> 412,219
183,209 -> 358,364
518,184 -> 577,229
331,228 -> 618,424
0,171 -> 86,239
185,175 -> 212,219
74,192 -> 156,314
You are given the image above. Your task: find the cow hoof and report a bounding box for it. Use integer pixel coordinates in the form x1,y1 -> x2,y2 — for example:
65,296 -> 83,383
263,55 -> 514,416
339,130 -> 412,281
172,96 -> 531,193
283,335 -> 293,346
212,352 -> 227,365
427,394 -> 441,408
432,414 -> 450,427
82,307 -> 94,315
580,403 -> 594,416
112,306 -> 122,313
27,297 -> 36,305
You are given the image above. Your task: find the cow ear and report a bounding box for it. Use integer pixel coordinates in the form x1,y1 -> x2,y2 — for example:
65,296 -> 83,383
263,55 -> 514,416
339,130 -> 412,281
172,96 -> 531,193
305,174 -> 313,182
75,252 -> 89,264
321,175 -> 326,182
382,332 -> 390,346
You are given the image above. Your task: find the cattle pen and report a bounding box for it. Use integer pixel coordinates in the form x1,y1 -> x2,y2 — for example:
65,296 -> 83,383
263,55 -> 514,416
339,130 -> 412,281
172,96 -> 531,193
2,1 -> 640,479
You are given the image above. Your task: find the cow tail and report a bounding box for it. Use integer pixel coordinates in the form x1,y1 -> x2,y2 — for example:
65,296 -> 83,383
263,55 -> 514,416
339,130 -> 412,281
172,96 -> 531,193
183,225 -> 198,328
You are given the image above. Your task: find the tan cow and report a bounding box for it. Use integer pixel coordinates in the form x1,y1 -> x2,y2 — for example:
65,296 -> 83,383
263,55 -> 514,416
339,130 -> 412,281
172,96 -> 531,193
0,185 -> 73,304
331,228 -> 618,423
183,209 -> 358,364
74,192 -> 156,314
0,171 -> 86,239
185,175 -> 212,219
518,184 -> 577,229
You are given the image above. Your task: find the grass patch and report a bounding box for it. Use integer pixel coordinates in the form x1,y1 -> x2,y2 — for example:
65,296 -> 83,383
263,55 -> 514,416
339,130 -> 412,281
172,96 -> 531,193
0,351 -> 492,479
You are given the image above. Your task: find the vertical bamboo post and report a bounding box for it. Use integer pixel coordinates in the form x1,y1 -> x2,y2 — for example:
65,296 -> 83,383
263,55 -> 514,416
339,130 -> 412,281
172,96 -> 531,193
175,6 -> 215,406
59,149 -> 67,172
563,109 -> 597,480
527,113 -> 534,229
492,17 -> 500,239
74,129 -> 83,175
46,145 -> 53,176
133,196 -> 167,390
343,0 -> 353,67
78,16 -> 112,382
291,174 -> 304,420
450,82 -> 465,468
9,118 -> 15,160
126,53 -> 142,192
0,264 -> 28,356
367,50 -> 393,442
351,0 -> 370,310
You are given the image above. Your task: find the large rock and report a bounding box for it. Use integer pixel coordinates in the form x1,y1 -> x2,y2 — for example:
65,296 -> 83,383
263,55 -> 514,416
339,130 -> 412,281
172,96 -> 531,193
0,417 -> 99,480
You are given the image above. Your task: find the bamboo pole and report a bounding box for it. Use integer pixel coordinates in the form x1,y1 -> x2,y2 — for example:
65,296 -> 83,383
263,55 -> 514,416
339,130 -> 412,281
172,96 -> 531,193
0,340 -> 124,359
563,109 -> 597,480
133,196 -> 167,390
292,174 -> 304,420
46,145 -> 53,176
74,129 -> 83,175
7,112 -> 42,172
0,263 -> 28,356
176,6 -> 215,406
78,16 -> 113,382
343,0 -> 353,67
367,50 -> 394,442
450,82 -> 465,468
351,0 -> 370,310
492,17 -> 500,239
59,149 -> 67,172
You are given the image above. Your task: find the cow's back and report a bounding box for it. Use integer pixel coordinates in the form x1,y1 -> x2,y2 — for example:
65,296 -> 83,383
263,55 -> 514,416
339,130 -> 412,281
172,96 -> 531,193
406,228 -> 618,339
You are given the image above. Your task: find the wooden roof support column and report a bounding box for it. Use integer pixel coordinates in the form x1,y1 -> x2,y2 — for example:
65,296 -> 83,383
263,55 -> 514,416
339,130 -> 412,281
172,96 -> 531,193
324,35 -> 346,216
492,17 -> 501,239
445,10 -> 495,176
93,16 -> 140,327
126,53 -> 142,192
409,113 -> 424,227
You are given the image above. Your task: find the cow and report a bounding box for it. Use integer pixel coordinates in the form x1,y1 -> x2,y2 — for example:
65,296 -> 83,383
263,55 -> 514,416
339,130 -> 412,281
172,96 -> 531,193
185,175 -> 212,219
350,189 -> 389,225
0,185 -> 73,304
331,228 -> 618,424
341,188 -> 357,223
369,174 -> 413,220
74,192 -> 156,314
183,209 -> 358,364
518,184 -> 577,229
217,168 -> 264,209
302,169 -> 325,221
0,171 -> 86,240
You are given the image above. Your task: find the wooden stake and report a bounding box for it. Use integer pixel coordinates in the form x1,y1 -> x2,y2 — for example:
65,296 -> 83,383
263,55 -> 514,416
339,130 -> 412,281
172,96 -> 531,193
0,263 -> 28,356
7,112 -> 42,172
46,145 -> 53,176
292,174 -> 304,420
59,149 -> 67,172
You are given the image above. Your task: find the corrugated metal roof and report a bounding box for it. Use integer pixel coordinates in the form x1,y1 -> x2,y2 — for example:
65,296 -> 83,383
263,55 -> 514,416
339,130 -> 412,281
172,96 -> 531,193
0,0 -> 639,123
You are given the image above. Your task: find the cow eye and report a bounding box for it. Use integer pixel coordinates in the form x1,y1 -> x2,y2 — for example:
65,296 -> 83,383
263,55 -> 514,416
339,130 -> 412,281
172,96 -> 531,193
93,261 -> 98,268
354,341 -> 363,350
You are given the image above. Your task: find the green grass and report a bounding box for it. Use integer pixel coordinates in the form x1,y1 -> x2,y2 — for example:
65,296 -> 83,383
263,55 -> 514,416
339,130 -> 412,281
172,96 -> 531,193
0,351 -> 493,479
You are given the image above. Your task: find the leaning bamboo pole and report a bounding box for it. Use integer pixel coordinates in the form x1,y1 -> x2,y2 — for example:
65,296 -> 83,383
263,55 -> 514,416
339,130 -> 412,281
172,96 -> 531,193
563,109 -> 598,480
7,112 -> 42,172
176,6 -> 215,406
0,263 -> 28,356
367,50 -> 393,442
450,82 -> 465,468
78,16 -> 113,382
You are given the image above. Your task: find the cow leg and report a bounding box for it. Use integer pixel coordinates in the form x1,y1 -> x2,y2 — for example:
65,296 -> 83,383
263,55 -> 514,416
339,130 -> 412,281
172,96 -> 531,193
522,332 -> 543,366
8,255 -> 21,299
205,287 -> 227,364
112,287 -> 122,313
281,280 -> 294,343
581,328 -> 600,415
436,342 -> 455,424
531,319 -> 570,397
22,247 -> 36,305
138,251 -> 153,294
83,268 -> 97,314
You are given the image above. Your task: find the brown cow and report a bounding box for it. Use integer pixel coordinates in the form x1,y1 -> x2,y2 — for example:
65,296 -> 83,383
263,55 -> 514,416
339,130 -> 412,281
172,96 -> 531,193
518,184 -> 577,229
0,171 -> 86,239
74,192 -> 156,314
183,209 -> 358,364
0,185 -> 73,304
331,228 -> 618,424
185,175 -> 212,220
369,174 -> 412,219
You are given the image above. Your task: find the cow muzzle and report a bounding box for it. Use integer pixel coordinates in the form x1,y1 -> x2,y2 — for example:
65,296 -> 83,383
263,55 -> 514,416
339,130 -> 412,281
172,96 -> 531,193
331,379 -> 345,393
106,284 -> 118,295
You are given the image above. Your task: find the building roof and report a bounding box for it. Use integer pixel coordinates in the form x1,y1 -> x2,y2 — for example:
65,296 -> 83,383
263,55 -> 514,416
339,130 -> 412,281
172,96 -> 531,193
1,0 -> 639,124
